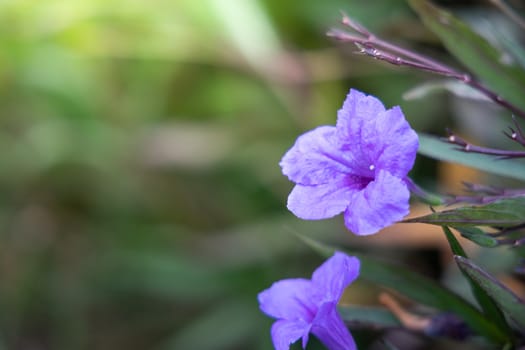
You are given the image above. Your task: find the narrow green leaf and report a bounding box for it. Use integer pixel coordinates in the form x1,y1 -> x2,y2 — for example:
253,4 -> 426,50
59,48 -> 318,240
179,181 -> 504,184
338,305 -> 401,327
404,80 -> 489,102
297,234 -> 508,343
456,256 -> 525,329
405,196 -> 525,227
442,226 -> 466,256
456,227 -> 498,248
418,133 -> 525,182
409,0 -> 525,111
442,227 -> 512,337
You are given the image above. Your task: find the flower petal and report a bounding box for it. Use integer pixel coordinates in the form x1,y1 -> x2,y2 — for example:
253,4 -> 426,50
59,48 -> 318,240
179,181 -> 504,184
258,278 -> 315,321
311,252 -> 360,302
335,90 -> 418,178
372,106 -> 419,177
280,126 -> 355,186
287,180 -> 359,220
344,170 -> 410,235
336,89 -> 386,141
311,302 -> 357,350
271,319 -> 311,350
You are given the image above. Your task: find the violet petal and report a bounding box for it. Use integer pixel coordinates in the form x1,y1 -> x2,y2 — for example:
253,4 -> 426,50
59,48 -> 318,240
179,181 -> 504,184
258,279 -> 315,321
271,319 -> 311,350
280,126 -> 355,186
311,302 -> 357,350
344,170 -> 410,235
287,180 -> 359,220
311,252 -> 360,302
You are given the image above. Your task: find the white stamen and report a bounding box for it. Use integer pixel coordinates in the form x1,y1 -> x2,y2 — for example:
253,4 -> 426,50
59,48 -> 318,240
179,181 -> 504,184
369,164 -> 375,171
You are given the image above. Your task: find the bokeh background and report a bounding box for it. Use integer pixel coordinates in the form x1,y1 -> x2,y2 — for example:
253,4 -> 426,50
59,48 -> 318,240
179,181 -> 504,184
0,0 -> 523,349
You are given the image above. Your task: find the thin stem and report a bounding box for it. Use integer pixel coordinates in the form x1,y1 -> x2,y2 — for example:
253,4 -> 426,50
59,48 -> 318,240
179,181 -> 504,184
340,14 -> 452,71
445,130 -> 525,158
328,17 -> 525,119
405,177 -> 446,206
329,28 -> 452,73
444,181 -> 525,205
353,42 -> 460,77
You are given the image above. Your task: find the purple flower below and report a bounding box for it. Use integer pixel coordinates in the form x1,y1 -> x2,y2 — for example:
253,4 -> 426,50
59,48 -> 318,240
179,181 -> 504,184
280,89 -> 419,235
258,252 -> 360,350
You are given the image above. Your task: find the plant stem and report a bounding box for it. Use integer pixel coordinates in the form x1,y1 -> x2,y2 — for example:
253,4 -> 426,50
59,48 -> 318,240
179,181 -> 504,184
328,17 -> 525,119
444,130 -> 525,158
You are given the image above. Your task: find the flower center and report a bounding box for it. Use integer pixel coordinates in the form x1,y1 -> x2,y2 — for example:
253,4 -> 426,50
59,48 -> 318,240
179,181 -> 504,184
346,173 -> 373,190
369,164 -> 375,171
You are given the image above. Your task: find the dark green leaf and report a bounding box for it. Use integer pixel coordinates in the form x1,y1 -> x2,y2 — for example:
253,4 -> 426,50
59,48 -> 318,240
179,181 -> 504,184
338,305 -> 401,327
442,227 -> 512,337
297,234 -> 508,343
405,197 -> 525,227
442,226 -> 466,256
456,256 -> 525,330
418,133 -> 525,182
456,227 -> 499,248
408,0 -> 525,111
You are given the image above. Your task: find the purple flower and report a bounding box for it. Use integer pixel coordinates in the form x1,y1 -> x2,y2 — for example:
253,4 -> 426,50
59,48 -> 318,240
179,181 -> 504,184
258,252 -> 360,350
280,89 -> 418,235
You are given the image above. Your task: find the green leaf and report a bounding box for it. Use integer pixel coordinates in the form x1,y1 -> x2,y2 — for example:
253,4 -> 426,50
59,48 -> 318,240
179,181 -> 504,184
456,256 -> 525,330
441,227 -> 512,337
296,234 -> 508,343
404,79 -> 489,102
338,305 -> 401,327
418,133 -> 525,182
442,225 -> 466,256
408,0 -> 525,111
405,196 -> 525,227
455,227 -> 498,248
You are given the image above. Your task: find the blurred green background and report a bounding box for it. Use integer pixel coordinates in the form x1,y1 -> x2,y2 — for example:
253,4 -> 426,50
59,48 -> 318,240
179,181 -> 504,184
1,0 -> 520,349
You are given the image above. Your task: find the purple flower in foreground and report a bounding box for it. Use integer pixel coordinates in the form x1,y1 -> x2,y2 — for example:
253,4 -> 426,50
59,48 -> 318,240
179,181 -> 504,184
258,252 -> 360,350
280,89 -> 418,235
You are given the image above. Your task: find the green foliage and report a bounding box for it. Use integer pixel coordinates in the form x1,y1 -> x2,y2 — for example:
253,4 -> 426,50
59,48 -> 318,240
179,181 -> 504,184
405,197 -> 525,227
0,1 -> 422,349
2,0 -> 525,349
456,256 -> 525,330
455,227 -> 498,248
441,227 -> 512,339
337,306 -> 400,328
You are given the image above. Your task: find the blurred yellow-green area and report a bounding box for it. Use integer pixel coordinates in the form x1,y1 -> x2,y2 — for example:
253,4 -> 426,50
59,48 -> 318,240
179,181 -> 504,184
2,0 -> 518,349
